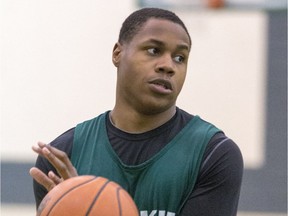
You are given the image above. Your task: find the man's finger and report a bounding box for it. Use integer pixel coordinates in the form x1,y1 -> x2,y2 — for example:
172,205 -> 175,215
29,167 -> 56,191
41,147 -> 67,176
31,142 -> 48,157
41,147 -> 77,179
48,171 -> 63,185
44,145 -> 77,178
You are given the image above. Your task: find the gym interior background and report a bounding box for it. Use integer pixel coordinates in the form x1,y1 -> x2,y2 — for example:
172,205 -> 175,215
1,0 -> 287,215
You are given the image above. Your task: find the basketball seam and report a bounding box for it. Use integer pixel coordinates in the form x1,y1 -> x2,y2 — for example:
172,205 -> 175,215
85,179 -> 110,216
116,187 -> 122,216
45,176 -> 98,216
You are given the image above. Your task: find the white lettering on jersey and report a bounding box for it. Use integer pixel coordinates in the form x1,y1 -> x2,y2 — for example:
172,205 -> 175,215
140,210 -> 175,216
140,210 -> 157,216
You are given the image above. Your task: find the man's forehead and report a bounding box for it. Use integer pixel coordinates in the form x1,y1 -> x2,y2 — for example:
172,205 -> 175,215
135,18 -> 191,47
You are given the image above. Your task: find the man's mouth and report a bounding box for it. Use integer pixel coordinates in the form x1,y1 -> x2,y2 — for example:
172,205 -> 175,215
149,79 -> 172,90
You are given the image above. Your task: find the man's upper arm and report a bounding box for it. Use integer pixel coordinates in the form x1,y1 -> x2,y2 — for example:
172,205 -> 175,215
180,134 -> 243,216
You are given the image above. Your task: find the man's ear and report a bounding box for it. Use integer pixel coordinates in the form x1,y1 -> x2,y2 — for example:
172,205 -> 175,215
112,42 -> 122,67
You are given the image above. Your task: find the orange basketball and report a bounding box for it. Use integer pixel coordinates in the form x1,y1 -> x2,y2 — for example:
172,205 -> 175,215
37,175 -> 139,216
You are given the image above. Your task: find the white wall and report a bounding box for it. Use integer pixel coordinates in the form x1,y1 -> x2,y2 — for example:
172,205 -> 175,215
1,0 -> 136,161
178,10 -> 267,169
1,1 -> 267,169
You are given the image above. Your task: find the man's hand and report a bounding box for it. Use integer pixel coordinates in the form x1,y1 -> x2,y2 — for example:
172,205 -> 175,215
29,142 -> 78,191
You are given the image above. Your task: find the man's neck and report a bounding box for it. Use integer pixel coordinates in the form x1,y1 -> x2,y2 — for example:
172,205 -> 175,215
109,106 -> 176,133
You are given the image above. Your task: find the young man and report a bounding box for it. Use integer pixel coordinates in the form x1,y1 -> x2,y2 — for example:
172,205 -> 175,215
30,7 -> 243,216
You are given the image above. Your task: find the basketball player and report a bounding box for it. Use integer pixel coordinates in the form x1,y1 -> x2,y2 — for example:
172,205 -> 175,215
30,8 -> 243,216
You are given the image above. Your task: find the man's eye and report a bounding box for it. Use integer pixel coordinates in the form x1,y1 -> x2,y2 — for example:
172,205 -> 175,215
147,48 -> 159,55
174,55 -> 185,63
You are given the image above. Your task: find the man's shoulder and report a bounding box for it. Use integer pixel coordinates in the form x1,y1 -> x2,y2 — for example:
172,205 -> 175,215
201,132 -> 243,173
49,128 -> 75,156
75,112 -> 108,129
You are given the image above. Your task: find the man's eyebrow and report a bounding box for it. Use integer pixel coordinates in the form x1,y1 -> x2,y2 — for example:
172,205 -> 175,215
177,44 -> 190,52
144,39 -> 190,52
143,39 -> 165,47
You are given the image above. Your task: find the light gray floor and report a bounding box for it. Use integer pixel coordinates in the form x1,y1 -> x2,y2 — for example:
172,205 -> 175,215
1,204 -> 287,216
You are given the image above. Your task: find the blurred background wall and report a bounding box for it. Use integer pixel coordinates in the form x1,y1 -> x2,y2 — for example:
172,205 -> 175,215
1,0 -> 287,215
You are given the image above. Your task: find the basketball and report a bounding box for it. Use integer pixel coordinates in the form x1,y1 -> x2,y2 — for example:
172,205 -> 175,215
37,175 -> 139,216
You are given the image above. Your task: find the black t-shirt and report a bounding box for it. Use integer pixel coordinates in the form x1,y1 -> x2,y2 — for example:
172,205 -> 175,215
33,108 -> 243,215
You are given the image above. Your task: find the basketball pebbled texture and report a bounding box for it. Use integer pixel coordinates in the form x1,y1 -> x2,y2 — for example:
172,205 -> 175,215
37,175 -> 139,216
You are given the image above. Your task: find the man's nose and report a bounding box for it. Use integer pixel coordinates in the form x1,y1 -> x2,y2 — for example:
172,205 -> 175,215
155,55 -> 175,76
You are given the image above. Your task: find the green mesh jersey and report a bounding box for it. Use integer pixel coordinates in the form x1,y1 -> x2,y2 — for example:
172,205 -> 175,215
71,112 -> 220,215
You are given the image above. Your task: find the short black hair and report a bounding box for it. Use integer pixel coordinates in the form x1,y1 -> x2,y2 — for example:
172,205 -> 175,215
118,7 -> 191,46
